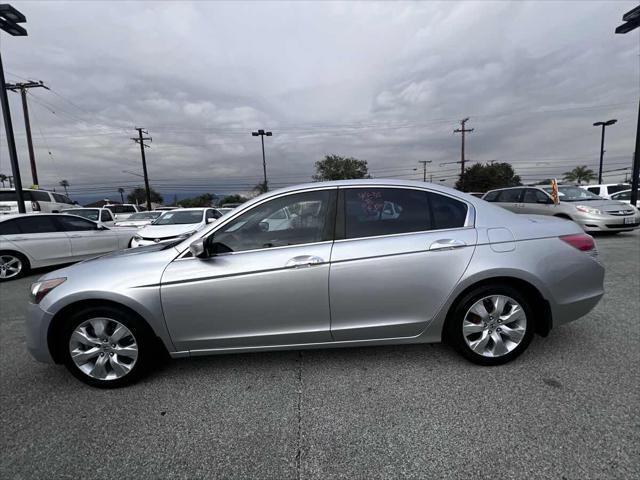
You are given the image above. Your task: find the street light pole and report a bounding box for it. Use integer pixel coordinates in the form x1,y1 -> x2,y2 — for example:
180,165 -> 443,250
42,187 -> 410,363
593,119 -> 617,184
0,4 -> 28,213
252,129 -> 272,191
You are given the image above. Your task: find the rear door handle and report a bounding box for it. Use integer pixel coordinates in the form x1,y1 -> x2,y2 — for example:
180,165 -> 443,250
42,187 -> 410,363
285,255 -> 324,268
429,239 -> 467,251
69,234 -> 83,238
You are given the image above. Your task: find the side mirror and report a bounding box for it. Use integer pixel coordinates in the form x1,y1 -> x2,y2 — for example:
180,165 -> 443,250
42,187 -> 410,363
189,238 -> 206,258
258,221 -> 269,232
206,217 -> 215,224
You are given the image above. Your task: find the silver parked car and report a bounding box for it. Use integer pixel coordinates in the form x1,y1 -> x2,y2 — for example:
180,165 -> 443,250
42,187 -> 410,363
0,214 -> 137,281
483,185 -> 638,233
26,180 -> 604,387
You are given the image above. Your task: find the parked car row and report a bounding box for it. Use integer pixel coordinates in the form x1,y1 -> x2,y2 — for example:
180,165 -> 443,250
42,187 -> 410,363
482,185 -> 639,233
0,206 -> 231,281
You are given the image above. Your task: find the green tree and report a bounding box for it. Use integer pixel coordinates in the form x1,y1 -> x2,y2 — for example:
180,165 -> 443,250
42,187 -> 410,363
220,194 -> 248,205
456,162 -> 522,192
562,165 -> 596,185
179,193 -> 216,208
59,179 -> 70,196
253,181 -> 269,195
127,187 -> 163,205
313,154 -> 369,181
0,174 -> 7,188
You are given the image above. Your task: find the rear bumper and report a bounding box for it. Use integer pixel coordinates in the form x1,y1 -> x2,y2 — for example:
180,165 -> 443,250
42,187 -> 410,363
25,302 -> 55,364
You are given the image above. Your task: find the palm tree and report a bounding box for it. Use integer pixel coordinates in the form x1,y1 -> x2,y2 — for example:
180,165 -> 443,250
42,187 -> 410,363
59,179 -> 70,196
562,166 -> 596,185
0,174 -> 7,188
118,187 -> 125,203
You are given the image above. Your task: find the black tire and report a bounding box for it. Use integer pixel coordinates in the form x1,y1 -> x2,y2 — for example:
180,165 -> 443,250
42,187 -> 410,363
0,251 -> 30,282
60,305 -> 155,388
445,283 -> 535,366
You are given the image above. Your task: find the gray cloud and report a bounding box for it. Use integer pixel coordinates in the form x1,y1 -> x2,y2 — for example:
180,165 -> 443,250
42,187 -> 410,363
0,0 -> 637,202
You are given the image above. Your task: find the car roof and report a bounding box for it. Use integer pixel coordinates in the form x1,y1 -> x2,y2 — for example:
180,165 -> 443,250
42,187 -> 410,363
0,213 -> 73,222
161,207 -> 210,212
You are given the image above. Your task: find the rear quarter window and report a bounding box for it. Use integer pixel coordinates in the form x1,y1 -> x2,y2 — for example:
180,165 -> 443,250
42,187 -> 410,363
483,191 -> 499,201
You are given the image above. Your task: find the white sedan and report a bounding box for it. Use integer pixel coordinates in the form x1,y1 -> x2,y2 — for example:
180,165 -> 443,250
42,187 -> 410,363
0,214 -> 137,281
130,208 -> 221,247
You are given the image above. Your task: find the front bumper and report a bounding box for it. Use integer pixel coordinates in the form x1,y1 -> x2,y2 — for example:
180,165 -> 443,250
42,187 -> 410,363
25,302 -> 56,364
574,213 -> 639,232
130,236 -> 179,248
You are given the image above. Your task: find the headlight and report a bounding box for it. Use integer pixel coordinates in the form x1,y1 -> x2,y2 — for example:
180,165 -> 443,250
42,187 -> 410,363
133,234 -> 142,240
30,278 -> 66,304
178,230 -> 197,239
575,205 -> 602,215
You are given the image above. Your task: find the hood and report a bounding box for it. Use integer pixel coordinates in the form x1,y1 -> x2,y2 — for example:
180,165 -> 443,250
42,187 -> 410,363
137,223 -> 201,239
115,220 -> 151,227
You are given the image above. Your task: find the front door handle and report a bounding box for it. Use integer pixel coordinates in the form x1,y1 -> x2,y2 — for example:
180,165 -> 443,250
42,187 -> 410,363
285,255 -> 324,268
429,239 -> 467,251
69,234 -> 83,238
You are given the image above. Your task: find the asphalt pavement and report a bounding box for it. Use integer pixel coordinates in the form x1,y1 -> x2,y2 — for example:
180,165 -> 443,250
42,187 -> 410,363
1,230 -> 639,479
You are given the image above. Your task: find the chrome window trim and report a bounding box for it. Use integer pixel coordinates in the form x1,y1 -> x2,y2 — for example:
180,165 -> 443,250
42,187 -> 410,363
176,186 -> 339,259
174,239 -> 335,261
175,183 -> 475,259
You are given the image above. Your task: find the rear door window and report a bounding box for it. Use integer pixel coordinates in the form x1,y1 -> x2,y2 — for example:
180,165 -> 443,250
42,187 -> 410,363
344,188 -> 432,239
101,210 -> 113,222
15,216 -> 59,234
56,216 -> 98,231
0,220 -> 20,235
496,189 -> 523,202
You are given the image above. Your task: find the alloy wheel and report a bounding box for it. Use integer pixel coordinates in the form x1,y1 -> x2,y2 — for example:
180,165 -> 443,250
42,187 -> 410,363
462,295 -> 527,358
0,254 -> 22,279
68,317 -> 139,380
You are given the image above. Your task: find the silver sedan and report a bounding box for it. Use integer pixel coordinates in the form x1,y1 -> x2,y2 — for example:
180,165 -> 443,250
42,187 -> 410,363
26,180 -> 604,387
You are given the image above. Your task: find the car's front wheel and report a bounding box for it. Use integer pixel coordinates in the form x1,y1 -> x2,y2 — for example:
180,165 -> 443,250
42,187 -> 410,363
61,306 -> 153,387
446,284 -> 534,365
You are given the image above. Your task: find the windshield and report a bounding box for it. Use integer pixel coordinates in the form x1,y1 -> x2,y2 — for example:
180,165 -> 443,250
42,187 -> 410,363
62,209 -> 99,221
542,186 -> 602,201
153,211 -> 203,225
127,212 -> 161,220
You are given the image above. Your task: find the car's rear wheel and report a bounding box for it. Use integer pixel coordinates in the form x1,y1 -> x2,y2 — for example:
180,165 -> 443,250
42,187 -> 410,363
446,284 -> 534,365
61,306 -> 153,388
0,252 -> 29,281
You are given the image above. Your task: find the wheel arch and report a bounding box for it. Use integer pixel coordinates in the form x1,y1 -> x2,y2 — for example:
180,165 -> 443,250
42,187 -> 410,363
553,213 -> 573,220
442,276 -> 552,340
47,299 -> 169,364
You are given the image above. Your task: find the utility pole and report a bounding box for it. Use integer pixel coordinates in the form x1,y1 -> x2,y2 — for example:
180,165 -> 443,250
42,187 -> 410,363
593,119 -> 617,184
131,128 -> 152,211
5,80 -> 49,186
454,118 -> 474,191
0,4 -> 29,213
417,160 -> 432,182
251,129 -> 272,191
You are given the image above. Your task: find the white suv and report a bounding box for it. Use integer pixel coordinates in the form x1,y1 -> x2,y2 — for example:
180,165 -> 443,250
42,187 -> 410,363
580,183 -> 630,198
0,189 -> 74,215
103,204 -> 140,220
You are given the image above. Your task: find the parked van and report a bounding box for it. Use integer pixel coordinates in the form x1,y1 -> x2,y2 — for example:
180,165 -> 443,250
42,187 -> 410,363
0,189 -> 74,215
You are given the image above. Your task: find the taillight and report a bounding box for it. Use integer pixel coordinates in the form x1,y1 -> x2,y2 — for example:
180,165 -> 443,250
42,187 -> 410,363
560,233 -> 595,252
31,201 -> 41,211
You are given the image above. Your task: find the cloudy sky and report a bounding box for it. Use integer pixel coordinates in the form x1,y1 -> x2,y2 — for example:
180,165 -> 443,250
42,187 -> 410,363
0,0 -> 638,203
